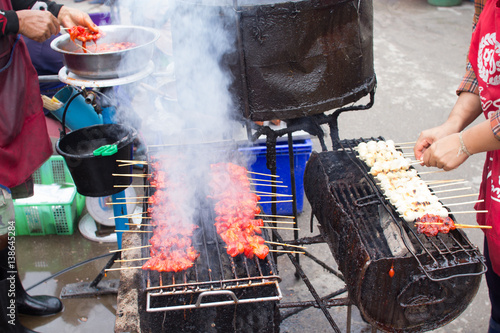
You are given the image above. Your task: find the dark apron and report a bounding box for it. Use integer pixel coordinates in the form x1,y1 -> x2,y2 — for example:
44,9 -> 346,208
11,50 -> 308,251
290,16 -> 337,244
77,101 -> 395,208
0,0 -> 53,189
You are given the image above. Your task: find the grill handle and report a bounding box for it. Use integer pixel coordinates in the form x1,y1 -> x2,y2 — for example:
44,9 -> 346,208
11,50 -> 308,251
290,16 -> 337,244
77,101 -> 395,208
195,290 -> 238,307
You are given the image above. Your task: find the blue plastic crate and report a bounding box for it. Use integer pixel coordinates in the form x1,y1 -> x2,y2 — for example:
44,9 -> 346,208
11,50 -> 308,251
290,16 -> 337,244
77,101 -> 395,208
239,139 -> 312,215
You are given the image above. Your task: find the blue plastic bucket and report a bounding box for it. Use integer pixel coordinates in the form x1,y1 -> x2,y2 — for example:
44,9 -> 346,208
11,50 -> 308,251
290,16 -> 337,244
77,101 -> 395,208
51,86 -> 103,131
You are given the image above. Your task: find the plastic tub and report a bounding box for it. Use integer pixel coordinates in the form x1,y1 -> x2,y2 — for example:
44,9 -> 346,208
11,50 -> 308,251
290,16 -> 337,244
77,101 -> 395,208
239,138 -> 312,215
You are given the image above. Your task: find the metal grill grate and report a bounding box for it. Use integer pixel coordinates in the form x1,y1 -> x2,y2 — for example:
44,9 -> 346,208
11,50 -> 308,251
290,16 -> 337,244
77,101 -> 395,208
141,159 -> 282,312
329,137 -> 486,281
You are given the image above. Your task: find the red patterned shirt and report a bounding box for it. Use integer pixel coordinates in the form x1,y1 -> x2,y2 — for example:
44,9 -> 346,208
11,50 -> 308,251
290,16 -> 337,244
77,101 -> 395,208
457,0 -> 500,140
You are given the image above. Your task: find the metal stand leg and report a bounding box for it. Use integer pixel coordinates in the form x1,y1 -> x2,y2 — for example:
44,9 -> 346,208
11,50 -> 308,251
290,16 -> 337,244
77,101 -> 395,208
287,133 -> 300,278
347,304 -> 352,333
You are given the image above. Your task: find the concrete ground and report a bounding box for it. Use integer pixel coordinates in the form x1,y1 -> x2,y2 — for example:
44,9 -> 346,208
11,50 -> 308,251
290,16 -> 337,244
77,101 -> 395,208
16,0 -> 491,332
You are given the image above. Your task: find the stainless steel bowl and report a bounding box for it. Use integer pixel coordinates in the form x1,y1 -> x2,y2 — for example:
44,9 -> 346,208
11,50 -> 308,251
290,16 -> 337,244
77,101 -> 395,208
50,25 -> 160,79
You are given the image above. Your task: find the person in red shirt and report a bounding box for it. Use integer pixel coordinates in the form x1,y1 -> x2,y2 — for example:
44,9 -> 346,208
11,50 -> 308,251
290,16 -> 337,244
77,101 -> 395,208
0,1 -> 97,332
414,1 -> 500,332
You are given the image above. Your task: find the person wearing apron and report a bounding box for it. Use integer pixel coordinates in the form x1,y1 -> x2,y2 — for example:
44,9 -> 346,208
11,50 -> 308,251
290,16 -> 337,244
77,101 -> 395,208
0,1 -> 97,332
414,0 -> 500,332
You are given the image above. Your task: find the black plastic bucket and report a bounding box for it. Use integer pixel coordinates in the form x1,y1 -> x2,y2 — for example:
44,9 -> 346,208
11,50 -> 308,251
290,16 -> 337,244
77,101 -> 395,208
56,123 -> 137,197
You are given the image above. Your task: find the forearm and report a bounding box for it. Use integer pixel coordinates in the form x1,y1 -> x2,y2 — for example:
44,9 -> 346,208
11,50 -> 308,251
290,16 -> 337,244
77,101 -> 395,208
442,91 -> 483,133
1,0 -> 62,37
462,120 -> 500,155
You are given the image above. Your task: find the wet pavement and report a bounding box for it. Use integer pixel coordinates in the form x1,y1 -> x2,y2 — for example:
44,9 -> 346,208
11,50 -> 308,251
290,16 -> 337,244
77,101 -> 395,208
17,0 -> 491,332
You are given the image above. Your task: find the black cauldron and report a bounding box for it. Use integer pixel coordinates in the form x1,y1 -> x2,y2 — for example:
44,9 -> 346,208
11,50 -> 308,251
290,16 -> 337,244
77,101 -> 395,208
172,0 -> 375,121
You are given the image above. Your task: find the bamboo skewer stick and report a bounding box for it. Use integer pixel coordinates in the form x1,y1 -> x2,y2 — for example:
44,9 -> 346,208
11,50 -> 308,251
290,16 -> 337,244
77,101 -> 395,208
400,210 -> 487,219
414,222 -> 492,229
265,240 -> 305,249
115,230 -> 153,233
256,214 -> 296,219
105,266 -> 143,272
443,199 -> 484,207
250,178 -> 284,184
118,163 -> 139,167
431,187 -> 472,194
429,181 -> 468,189
455,224 -> 491,229
115,257 -> 152,263
252,191 -> 292,197
258,200 -> 293,204
247,171 -> 279,178
418,170 -> 446,175
117,159 -> 148,164
260,226 -> 300,231
269,249 -> 305,254
108,212 -> 148,219
112,173 -> 151,177
110,245 -> 152,253
116,196 -> 150,200
250,183 -> 288,188
426,179 -> 465,185
106,201 -> 146,205
125,223 -> 152,227
113,185 -> 155,188
263,220 -> 296,224
440,193 -> 479,200
449,210 -> 487,214
75,43 -> 94,54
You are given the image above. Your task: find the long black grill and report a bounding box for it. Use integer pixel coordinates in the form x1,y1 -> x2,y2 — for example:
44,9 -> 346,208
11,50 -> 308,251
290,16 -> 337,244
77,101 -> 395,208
140,157 -> 282,313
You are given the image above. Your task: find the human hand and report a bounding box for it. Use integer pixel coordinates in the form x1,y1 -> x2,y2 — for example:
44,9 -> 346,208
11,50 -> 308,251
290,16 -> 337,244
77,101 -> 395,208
420,133 -> 469,171
413,124 -> 456,161
17,10 -> 59,42
57,6 -> 98,32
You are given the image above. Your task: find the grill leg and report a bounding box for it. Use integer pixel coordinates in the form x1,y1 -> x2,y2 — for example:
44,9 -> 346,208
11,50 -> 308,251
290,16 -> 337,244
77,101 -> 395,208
346,304 -> 351,333
287,133 -> 300,278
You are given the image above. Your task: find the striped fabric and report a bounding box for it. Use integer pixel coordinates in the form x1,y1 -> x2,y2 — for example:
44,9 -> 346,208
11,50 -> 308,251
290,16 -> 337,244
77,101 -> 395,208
456,0 -> 485,96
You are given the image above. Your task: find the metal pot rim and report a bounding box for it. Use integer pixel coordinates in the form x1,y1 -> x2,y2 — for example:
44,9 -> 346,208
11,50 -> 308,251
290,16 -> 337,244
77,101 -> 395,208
50,25 -> 161,56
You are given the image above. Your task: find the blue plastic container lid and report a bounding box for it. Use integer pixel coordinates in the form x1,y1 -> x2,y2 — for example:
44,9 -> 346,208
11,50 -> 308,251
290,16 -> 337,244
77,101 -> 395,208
239,139 -> 313,156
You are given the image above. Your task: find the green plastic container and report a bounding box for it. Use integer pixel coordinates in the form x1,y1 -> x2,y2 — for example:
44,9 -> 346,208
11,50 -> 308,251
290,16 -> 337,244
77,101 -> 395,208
428,0 -> 462,6
13,156 -> 84,236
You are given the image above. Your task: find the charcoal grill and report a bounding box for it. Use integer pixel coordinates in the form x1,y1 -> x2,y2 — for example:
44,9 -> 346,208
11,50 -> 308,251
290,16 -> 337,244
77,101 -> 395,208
303,136 -> 486,332
134,154 -> 282,331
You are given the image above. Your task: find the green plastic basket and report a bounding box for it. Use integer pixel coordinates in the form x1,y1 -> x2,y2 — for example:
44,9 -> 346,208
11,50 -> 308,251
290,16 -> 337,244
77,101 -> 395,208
428,0 -> 462,6
13,156 -> 84,236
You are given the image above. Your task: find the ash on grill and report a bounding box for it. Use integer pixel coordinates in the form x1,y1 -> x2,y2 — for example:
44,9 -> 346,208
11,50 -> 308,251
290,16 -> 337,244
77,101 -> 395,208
304,137 -> 485,332
132,155 -> 281,332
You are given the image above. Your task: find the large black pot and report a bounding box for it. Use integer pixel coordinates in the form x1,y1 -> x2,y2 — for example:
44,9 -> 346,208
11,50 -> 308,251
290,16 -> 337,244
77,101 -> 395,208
56,124 -> 137,197
172,0 -> 375,121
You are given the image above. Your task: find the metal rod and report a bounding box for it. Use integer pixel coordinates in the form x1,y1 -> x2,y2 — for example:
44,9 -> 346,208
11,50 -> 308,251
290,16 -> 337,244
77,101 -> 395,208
90,252 -> 120,288
272,230 -> 342,332
287,132 -> 300,272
